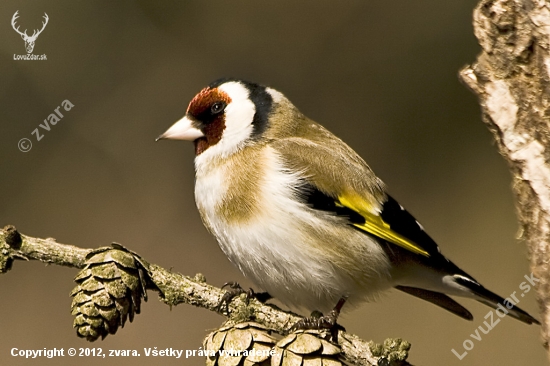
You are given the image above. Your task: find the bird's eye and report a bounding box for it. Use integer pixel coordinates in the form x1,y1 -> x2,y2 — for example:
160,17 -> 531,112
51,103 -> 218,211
210,102 -> 226,115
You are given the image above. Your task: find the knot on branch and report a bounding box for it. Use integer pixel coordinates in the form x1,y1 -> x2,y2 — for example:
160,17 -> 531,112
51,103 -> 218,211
4,225 -> 22,249
1,225 -> 23,273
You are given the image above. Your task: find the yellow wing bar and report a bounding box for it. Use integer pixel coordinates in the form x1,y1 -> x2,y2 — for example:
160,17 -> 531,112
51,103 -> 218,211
338,194 -> 430,257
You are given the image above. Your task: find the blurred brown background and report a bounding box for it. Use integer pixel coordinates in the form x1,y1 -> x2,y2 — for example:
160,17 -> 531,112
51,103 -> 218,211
0,1 -> 544,365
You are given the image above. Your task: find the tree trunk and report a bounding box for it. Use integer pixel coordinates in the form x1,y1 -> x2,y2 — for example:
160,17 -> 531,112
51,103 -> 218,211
460,0 -> 550,358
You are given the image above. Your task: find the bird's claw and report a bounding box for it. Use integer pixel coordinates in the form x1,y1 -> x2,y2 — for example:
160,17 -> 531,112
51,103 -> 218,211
290,297 -> 347,341
216,282 -> 272,314
290,311 -> 346,341
216,282 -> 249,313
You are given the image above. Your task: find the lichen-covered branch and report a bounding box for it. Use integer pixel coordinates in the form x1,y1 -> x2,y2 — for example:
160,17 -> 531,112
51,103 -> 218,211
0,225 -> 410,366
459,0 -> 550,358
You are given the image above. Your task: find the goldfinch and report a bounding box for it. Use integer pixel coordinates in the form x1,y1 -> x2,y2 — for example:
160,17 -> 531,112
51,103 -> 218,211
157,78 -> 539,327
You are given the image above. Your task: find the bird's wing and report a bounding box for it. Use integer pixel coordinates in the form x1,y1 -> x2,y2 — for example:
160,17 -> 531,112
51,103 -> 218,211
272,134 -> 441,258
271,129 -> 540,326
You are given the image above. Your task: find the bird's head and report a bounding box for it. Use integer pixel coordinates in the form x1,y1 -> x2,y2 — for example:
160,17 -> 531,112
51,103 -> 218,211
157,79 -> 282,158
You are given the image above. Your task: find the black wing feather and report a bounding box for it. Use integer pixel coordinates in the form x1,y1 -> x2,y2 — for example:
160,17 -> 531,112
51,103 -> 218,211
300,184 -> 442,258
302,186 -> 365,224
379,195 -> 441,257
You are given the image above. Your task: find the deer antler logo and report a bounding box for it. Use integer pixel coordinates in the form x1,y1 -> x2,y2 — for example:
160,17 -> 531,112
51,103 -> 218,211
11,11 -> 49,54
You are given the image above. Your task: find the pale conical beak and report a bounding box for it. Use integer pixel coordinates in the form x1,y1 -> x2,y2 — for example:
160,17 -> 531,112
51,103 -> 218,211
156,115 -> 204,141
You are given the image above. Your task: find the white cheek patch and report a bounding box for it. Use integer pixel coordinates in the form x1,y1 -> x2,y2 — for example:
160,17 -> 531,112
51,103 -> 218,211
203,82 -> 256,159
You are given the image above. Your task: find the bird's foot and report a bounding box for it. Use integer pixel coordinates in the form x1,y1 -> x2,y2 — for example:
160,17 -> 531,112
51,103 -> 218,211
290,297 -> 347,341
216,281 -> 271,314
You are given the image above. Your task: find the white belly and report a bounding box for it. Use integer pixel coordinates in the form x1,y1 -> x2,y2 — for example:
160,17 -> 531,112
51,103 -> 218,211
194,146 -> 392,313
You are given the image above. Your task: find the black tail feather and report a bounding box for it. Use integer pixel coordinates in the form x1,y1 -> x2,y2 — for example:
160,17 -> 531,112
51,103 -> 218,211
453,275 -> 540,325
396,285 -> 473,321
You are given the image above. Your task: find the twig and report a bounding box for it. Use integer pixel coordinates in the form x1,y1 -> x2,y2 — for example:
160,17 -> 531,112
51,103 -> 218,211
0,225 -> 408,366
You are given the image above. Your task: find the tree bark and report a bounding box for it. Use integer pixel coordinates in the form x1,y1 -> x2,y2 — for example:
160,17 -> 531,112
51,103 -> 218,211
460,0 -> 550,358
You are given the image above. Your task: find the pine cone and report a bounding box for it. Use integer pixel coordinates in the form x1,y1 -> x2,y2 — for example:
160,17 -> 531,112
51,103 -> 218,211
273,330 -> 343,366
70,243 -> 150,341
204,322 -> 278,366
